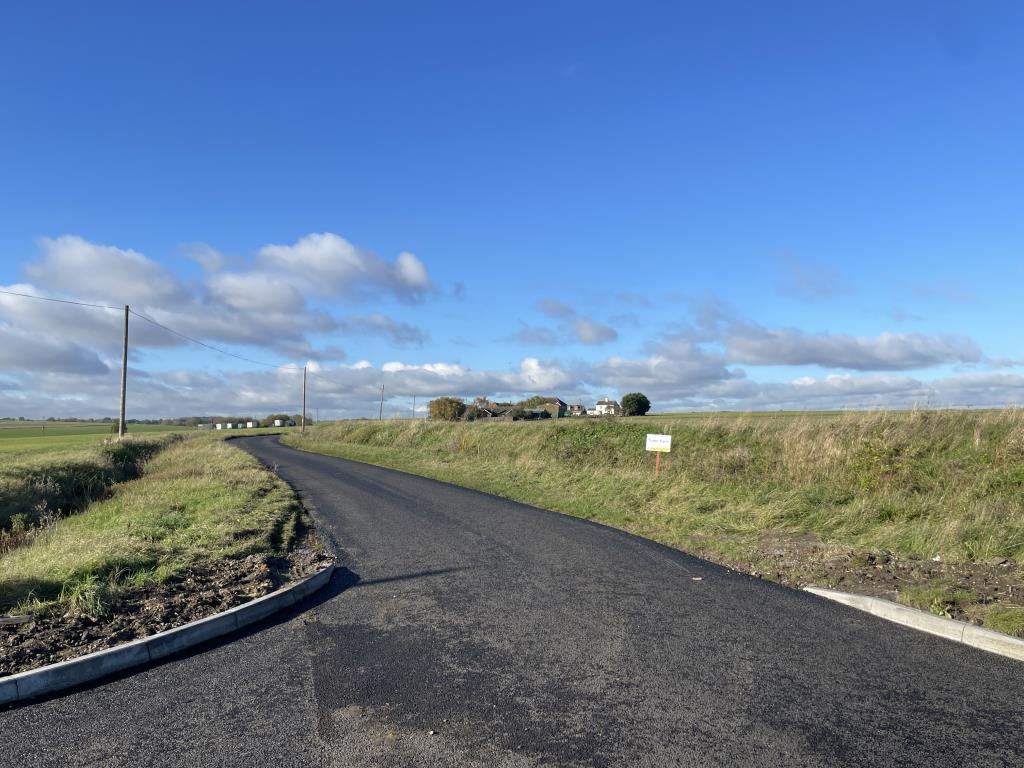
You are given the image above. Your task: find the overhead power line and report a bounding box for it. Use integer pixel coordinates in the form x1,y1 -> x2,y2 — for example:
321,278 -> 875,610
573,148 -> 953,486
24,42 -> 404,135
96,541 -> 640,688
127,309 -> 304,372
0,288 -> 121,311
3,287 -> 344,427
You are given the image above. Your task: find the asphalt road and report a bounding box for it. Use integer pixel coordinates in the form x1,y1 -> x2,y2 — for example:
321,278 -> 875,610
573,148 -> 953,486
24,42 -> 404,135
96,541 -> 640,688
2,435 -> 1023,767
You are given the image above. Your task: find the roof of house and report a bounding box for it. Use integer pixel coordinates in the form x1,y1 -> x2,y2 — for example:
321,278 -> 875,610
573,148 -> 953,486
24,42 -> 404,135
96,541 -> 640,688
596,399 -> 619,405
539,397 -> 567,406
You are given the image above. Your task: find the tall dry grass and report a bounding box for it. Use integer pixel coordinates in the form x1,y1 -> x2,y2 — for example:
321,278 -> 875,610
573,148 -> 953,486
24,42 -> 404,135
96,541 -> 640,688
286,409 -> 1024,563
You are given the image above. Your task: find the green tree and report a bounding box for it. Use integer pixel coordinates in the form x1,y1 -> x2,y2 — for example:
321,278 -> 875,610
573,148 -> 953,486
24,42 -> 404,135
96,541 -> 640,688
429,397 -> 466,421
516,395 -> 547,408
621,392 -> 651,416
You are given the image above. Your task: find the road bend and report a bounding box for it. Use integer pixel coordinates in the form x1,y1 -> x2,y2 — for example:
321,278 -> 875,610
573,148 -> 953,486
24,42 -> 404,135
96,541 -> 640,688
1,434 -> 1022,767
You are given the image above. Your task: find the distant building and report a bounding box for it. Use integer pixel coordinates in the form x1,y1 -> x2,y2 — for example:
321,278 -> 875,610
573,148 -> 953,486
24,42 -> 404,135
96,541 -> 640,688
594,398 -> 621,416
246,421 -> 259,429
273,419 -> 285,427
537,397 -> 568,418
568,404 -> 587,417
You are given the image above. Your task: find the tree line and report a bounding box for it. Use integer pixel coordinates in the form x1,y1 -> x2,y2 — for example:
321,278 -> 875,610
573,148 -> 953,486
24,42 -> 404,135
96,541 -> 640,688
428,393 -> 651,421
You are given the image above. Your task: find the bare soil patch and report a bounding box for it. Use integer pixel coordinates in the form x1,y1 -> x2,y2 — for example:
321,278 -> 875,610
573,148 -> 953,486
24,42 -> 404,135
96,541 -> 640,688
690,533 -> 1023,625
0,545 -> 332,677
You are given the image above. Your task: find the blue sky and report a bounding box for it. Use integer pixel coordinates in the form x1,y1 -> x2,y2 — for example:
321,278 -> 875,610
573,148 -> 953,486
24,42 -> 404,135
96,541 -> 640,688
1,2 -> 1022,418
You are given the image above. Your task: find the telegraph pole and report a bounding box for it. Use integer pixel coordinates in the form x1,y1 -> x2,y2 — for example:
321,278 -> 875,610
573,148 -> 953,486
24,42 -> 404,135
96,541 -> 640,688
412,395 -> 416,420
378,383 -> 385,420
118,304 -> 129,438
301,365 -> 307,433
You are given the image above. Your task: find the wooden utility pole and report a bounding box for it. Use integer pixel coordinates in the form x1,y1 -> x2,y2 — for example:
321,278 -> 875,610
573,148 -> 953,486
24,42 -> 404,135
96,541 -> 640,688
118,304 -> 129,438
412,395 -> 416,420
378,383 -> 385,420
301,365 -> 307,433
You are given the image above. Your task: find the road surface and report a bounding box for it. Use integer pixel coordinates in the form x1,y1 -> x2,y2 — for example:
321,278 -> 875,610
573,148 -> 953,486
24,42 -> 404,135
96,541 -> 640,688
1,435 -> 1022,767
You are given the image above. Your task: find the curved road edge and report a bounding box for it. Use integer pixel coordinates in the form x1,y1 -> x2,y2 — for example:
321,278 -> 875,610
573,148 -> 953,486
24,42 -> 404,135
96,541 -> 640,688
806,586 -> 1024,662
0,563 -> 335,707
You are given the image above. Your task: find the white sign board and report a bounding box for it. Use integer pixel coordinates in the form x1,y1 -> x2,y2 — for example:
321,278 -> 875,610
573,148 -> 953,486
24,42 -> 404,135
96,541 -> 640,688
645,433 -> 672,453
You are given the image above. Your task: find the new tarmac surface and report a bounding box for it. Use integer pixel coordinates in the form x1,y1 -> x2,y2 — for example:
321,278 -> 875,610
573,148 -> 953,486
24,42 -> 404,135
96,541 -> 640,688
2,435 -> 1022,767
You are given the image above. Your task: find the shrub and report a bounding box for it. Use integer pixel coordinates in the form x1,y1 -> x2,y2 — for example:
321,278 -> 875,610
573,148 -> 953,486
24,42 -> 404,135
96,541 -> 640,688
621,392 -> 651,416
429,397 -> 467,421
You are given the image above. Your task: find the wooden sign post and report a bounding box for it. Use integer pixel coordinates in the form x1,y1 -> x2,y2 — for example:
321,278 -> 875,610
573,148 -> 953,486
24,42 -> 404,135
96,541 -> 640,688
645,433 -> 672,477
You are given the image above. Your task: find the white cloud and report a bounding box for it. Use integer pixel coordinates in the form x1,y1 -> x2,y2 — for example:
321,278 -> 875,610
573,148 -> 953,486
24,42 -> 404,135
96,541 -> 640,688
258,233 -> 432,301
4,232 -> 437,370
0,325 -> 110,375
27,236 -> 188,306
337,314 -> 429,347
206,271 -> 306,314
589,336 -> 736,400
572,317 -> 618,345
726,328 -> 981,371
520,299 -> 618,346
539,299 -> 575,319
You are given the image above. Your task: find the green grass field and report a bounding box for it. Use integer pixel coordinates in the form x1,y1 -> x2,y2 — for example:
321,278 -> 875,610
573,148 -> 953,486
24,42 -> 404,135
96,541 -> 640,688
0,422 -> 186,457
284,409 -> 1024,635
0,435 -> 304,614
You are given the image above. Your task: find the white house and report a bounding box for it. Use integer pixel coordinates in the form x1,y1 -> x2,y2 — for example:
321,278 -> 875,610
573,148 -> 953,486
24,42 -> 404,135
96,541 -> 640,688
594,398 -> 621,416
246,421 -> 259,428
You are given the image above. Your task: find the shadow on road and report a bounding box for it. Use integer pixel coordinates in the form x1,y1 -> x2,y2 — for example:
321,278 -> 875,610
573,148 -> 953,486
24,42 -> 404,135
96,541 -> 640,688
352,566 -> 469,588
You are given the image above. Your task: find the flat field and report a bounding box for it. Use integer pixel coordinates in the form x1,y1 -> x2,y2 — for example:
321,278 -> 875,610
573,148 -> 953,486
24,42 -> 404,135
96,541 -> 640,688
284,408 -> 1024,636
0,422 -> 185,457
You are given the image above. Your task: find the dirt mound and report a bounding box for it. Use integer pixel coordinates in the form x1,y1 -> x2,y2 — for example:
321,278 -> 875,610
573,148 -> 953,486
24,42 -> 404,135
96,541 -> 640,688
0,546 -> 332,677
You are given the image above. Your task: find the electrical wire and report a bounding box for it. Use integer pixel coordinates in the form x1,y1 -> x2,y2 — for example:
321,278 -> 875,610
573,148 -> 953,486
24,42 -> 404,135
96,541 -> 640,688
127,309 -> 304,372
0,288 -> 121,311
1,286 -> 345,383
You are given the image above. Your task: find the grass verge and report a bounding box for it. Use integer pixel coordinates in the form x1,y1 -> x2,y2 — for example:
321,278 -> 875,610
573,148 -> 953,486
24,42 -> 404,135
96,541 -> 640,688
283,409 -> 1024,636
0,435 -> 305,616
0,435 -> 176,534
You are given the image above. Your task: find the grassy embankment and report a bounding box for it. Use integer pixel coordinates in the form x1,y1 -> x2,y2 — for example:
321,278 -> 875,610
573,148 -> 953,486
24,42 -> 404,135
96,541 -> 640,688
0,435 -> 305,616
284,409 -> 1024,636
0,436 -> 176,536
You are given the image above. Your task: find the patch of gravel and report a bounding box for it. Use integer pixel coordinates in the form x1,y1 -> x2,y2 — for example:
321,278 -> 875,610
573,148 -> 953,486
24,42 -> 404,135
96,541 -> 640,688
0,546 -> 333,677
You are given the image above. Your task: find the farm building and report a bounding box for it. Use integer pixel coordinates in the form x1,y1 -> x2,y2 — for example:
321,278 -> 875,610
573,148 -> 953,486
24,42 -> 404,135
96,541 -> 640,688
246,421 -> 259,428
537,397 -> 568,418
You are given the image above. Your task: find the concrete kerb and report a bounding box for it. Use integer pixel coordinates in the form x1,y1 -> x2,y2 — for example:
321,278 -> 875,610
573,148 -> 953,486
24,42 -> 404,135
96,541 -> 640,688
0,563 -> 335,707
805,586 -> 1024,662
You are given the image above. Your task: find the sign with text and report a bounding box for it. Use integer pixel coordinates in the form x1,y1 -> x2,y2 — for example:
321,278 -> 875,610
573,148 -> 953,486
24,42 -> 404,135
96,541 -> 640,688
645,433 -> 672,453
